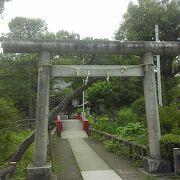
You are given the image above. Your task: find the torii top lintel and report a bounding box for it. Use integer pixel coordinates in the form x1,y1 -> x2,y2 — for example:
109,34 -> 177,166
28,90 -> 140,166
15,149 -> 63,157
1,39 -> 180,55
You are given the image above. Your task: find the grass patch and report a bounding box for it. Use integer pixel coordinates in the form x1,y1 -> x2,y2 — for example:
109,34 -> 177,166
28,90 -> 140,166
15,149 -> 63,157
0,129 -> 34,179
50,136 -> 62,175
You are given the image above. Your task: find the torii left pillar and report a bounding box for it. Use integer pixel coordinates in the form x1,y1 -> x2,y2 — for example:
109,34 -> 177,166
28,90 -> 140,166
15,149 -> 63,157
27,52 -> 52,180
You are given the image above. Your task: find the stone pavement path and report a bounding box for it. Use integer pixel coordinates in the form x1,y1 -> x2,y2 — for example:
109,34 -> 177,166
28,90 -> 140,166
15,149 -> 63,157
61,119 -> 122,180
52,119 -> 169,180
84,138 -> 146,180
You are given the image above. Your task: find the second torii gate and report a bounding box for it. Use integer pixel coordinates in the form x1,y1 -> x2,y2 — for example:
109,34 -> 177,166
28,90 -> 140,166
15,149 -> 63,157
2,40 -> 180,180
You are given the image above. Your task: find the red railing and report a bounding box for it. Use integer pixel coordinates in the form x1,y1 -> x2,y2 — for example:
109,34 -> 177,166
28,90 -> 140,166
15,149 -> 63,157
55,115 -> 63,137
75,115 -> 90,135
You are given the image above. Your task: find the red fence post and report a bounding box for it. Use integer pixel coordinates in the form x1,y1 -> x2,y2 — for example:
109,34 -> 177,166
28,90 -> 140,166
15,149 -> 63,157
55,115 -> 63,137
76,114 -> 89,136
84,120 -> 90,135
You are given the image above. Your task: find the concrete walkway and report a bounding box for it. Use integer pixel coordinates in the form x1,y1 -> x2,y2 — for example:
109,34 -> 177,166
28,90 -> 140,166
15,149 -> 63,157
61,119 -> 123,180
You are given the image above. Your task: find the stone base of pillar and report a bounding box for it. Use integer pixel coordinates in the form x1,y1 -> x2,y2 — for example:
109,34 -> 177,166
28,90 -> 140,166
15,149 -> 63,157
27,163 -> 53,180
143,157 -> 171,173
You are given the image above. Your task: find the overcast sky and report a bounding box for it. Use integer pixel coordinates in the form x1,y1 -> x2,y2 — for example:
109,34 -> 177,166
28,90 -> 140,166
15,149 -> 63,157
0,0 -> 137,40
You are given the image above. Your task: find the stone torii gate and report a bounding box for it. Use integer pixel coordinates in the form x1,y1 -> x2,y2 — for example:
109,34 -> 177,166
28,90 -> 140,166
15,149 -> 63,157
2,40 -> 180,180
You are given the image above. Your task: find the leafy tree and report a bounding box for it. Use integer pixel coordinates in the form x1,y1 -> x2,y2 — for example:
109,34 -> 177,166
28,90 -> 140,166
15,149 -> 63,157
86,81 -> 117,114
0,97 -> 21,130
115,0 -> 180,104
159,103 -> 180,134
41,32 -> 56,39
40,29 -> 81,40
56,30 -> 80,40
7,16 -> 48,39
130,97 -> 146,121
115,0 -> 180,42
0,53 -> 38,117
0,17 -> 50,117
0,97 -> 22,157
86,78 -> 142,115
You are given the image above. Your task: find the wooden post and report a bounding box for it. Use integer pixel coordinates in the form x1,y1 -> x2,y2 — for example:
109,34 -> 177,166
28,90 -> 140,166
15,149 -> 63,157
34,52 -> 50,166
143,53 -> 161,159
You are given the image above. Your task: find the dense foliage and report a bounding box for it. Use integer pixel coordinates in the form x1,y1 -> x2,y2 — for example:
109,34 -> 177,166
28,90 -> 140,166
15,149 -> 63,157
161,133 -> 180,167
115,0 -> 180,105
0,98 -> 21,157
86,77 -> 143,115
159,103 -> 180,134
0,54 -> 38,117
0,98 -> 21,129
0,97 -> 34,179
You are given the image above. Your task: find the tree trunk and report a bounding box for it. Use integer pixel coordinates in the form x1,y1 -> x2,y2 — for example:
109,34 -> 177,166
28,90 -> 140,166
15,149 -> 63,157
48,78 -> 98,122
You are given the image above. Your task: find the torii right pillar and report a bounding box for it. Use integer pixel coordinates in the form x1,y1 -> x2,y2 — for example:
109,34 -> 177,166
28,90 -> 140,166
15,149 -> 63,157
143,53 -> 171,173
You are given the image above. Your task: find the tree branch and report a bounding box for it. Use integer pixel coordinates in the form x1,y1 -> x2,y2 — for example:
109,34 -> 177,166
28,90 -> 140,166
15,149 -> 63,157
48,78 -> 99,122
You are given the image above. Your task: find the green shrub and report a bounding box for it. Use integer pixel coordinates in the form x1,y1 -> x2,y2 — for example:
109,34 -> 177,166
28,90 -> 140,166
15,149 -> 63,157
91,133 -> 103,142
0,98 -> 21,129
168,84 -> 180,106
130,97 -> 146,121
116,143 -> 130,157
161,133 -> 180,163
73,107 -> 83,115
116,122 -> 146,137
103,141 -> 117,152
103,140 -> 130,157
0,130 -> 34,179
98,116 -> 109,121
91,121 -> 118,134
133,133 -> 148,145
86,114 -> 94,124
0,99 -> 33,179
159,104 -> 180,134
171,127 -> 180,135
0,130 -> 33,166
116,107 -> 138,126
